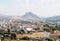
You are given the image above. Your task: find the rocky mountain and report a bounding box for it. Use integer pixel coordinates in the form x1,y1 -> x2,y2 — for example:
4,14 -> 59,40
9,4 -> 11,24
21,12 -> 41,21
0,12 -> 41,22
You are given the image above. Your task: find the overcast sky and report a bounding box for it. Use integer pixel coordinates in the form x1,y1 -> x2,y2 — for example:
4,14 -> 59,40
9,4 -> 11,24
0,0 -> 60,18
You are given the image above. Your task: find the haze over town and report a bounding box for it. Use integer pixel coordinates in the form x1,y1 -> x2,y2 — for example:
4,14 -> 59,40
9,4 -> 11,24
0,0 -> 60,18
0,0 -> 60,41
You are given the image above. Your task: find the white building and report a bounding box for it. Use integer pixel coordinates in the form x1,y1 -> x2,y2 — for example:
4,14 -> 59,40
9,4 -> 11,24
26,28 -> 33,31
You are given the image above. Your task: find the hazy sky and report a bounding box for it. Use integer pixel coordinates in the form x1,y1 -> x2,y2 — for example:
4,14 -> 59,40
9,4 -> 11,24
0,0 -> 60,18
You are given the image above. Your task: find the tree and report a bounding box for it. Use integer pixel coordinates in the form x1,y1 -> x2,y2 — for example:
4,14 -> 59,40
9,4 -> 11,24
55,25 -> 60,31
11,33 -> 16,39
8,29 -> 10,33
43,24 -> 49,27
44,28 -> 50,32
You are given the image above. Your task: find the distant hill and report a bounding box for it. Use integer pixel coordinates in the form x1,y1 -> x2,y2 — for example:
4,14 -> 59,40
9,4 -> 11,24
45,16 -> 60,23
0,14 -> 11,20
1,12 -> 60,24
0,12 -> 42,23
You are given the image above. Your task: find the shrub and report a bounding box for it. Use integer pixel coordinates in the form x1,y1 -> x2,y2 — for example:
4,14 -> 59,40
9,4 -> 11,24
21,36 -> 29,40
46,38 -> 53,41
58,36 -> 60,39
1,37 -> 4,40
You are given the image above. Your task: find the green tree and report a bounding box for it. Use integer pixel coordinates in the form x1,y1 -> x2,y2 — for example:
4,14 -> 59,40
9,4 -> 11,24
11,33 -> 16,39
8,29 -> 10,33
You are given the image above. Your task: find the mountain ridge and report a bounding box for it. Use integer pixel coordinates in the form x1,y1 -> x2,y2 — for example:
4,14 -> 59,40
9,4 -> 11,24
0,12 -> 60,23
0,12 -> 41,22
